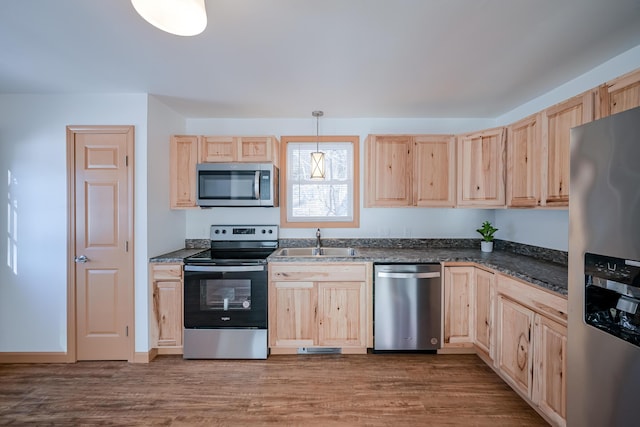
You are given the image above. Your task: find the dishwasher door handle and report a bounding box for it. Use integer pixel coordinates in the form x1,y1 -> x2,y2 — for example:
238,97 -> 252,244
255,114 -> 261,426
376,271 -> 440,279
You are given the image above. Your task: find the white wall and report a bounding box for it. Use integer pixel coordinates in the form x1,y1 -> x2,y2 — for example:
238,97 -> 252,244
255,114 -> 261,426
495,210 -> 569,251
0,94 -> 149,353
496,44 -> 640,125
141,96 -> 187,352
146,96 -> 187,257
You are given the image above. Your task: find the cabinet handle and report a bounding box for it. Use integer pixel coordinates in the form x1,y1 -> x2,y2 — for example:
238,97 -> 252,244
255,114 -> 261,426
254,171 -> 260,200
377,271 -> 440,279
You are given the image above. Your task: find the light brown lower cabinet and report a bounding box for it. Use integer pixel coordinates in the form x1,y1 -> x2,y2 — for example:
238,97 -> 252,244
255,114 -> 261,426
473,268 -> 495,359
443,265 -> 567,427
443,266 -> 475,348
496,294 -> 535,398
494,273 -> 567,427
532,314 -> 567,427
149,263 -> 183,354
443,266 -> 495,358
268,262 -> 371,354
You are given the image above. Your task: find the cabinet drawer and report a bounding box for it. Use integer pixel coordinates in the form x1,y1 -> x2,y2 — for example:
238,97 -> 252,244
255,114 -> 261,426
496,274 -> 567,325
152,263 -> 183,280
269,263 -> 367,282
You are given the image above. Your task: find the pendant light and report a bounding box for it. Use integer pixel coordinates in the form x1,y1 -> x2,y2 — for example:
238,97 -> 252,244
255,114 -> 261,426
131,0 -> 207,36
310,110 -> 325,180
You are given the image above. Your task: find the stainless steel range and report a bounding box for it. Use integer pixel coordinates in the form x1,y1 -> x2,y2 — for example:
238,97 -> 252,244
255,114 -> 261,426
183,225 -> 278,359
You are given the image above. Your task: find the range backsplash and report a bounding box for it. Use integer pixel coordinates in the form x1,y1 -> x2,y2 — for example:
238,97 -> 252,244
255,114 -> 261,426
185,238 -> 568,266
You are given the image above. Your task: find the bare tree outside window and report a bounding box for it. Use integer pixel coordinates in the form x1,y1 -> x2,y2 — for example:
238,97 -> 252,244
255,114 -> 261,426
280,136 -> 360,228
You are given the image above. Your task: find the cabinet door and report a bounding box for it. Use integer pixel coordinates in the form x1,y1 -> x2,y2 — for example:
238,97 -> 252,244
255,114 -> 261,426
443,266 -> 475,347
237,136 -> 278,163
541,91 -> 593,207
413,135 -> 456,207
457,127 -> 506,207
150,263 -> 183,349
533,314 -> 567,427
598,68 -> 640,117
496,295 -> 534,398
199,136 -> 237,162
317,282 -> 366,347
153,281 -> 183,347
364,135 -> 412,207
170,135 -> 198,208
270,281 -> 316,348
474,268 -> 495,359
506,114 -> 540,207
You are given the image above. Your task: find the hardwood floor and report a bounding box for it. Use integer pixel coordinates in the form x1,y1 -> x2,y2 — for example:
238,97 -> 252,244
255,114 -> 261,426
0,353 -> 547,426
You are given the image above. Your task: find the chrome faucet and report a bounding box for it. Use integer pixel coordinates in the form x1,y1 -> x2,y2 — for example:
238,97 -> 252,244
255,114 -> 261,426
315,228 -> 322,250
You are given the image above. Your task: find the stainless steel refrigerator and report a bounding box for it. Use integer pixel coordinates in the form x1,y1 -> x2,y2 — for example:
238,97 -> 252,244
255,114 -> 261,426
568,106 -> 640,426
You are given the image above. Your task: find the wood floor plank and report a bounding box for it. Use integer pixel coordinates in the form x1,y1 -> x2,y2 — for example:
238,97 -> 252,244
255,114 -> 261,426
0,354 -> 547,426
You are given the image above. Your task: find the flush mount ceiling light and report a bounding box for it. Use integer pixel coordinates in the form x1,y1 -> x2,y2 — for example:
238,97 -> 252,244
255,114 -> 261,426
131,0 -> 207,36
310,111 -> 325,180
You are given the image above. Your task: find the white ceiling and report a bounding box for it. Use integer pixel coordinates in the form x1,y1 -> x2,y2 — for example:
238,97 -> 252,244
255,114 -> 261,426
1,0 -> 640,118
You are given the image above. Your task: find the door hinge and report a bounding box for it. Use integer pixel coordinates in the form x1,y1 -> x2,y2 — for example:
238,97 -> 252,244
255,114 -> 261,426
126,241 -> 129,252
126,326 -> 129,337
125,155 -> 129,167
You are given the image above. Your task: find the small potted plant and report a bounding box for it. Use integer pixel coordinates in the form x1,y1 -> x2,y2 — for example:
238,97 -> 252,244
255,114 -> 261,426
476,221 -> 498,252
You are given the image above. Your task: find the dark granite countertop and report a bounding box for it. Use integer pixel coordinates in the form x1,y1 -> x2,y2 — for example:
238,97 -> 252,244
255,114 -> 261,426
149,248 -> 207,263
268,247 -> 568,297
149,241 -> 568,297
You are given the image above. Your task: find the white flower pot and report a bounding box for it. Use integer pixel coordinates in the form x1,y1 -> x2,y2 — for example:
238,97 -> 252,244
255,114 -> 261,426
481,241 -> 493,253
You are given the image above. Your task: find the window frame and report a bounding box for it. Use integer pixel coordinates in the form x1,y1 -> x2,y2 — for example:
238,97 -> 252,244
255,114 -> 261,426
279,135 -> 360,229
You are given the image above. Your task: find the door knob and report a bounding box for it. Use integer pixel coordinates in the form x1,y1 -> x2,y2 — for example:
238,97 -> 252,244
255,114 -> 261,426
74,255 -> 89,263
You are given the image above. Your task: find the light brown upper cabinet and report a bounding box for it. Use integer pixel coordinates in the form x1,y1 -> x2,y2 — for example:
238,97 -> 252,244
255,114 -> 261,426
199,136 -> 279,165
364,134 -> 456,207
541,91 -> 594,207
457,127 -> 506,207
170,135 -> 279,209
506,113 -> 541,208
170,135 -> 199,209
365,135 -> 412,206
413,135 -> 457,207
596,68 -> 640,119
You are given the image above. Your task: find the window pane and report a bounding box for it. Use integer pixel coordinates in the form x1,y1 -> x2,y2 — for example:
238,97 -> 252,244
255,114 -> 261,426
287,142 -> 354,222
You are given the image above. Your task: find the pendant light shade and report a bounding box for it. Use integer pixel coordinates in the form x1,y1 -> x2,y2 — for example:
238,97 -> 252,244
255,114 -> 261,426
131,0 -> 207,36
310,151 -> 325,179
310,110 -> 325,179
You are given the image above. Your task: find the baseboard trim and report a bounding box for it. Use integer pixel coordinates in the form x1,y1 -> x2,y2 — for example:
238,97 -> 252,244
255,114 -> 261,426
157,347 -> 183,356
133,349 -> 157,364
0,352 -> 72,364
437,347 -> 476,355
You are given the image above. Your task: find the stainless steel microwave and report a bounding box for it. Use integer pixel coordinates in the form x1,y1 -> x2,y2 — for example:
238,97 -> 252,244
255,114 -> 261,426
196,163 -> 278,207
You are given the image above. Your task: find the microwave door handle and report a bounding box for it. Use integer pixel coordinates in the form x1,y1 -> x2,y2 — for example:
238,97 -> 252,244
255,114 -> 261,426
254,171 -> 260,200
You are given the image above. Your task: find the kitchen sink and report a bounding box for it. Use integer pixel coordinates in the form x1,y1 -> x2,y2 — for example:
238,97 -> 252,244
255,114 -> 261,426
274,247 -> 357,257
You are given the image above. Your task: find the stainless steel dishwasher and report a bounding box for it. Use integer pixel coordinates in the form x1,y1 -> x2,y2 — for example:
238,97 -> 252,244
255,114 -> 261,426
374,264 -> 442,351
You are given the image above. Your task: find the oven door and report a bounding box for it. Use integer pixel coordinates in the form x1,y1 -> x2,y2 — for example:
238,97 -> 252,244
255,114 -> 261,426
184,264 -> 267,329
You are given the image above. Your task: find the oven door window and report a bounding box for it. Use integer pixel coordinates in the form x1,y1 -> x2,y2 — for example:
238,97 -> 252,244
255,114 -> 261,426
184,268 -> 268,329
201,279 -> 252,311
